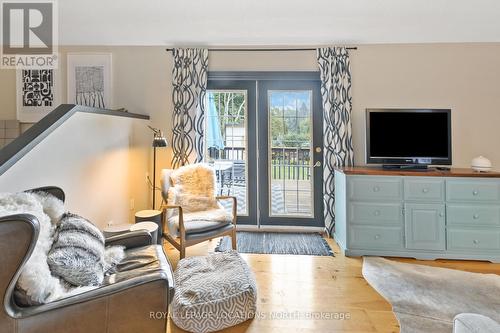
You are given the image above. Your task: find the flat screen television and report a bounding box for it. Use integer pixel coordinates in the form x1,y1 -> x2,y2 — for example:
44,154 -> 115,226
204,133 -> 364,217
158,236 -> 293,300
366,109 -> 452,167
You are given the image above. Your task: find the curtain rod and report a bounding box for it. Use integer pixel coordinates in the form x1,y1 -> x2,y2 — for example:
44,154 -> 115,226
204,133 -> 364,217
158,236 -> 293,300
165,47 -> 357,52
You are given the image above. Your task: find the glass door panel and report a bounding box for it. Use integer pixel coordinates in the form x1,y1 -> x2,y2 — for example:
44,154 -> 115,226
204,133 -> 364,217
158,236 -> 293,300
269,91 -> 313,217
205,90 -> 248,216
259,80 -> 323,227
206,80 -> 257,225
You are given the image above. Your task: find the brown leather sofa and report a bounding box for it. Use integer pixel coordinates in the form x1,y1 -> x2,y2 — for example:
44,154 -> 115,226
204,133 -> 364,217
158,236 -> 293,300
0,187 -> 175,333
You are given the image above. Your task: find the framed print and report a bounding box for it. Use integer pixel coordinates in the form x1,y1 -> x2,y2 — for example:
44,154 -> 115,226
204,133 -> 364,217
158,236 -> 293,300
67,53 -> 113,109
16,69 -> 60,122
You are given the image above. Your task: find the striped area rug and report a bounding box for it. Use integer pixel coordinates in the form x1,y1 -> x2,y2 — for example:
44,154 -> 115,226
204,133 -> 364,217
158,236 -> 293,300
215,232 -> 334,256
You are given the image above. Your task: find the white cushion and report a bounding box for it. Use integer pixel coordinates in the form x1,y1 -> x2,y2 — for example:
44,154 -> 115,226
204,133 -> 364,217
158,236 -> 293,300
170,208 -> 232,233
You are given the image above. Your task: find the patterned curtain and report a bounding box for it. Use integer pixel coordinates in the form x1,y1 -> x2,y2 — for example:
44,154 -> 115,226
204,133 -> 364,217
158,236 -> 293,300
171,48 -> 209,168
317,47 -> 355,236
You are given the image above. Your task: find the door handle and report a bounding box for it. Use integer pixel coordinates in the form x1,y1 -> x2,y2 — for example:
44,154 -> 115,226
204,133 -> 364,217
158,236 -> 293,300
313,161 -> 322,168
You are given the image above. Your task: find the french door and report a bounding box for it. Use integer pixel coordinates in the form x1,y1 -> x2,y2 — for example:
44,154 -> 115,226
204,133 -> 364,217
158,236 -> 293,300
206,73 -> 324,228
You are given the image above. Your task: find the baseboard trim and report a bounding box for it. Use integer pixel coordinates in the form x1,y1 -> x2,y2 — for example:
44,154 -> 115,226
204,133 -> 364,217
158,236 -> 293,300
236,225 -> 325,233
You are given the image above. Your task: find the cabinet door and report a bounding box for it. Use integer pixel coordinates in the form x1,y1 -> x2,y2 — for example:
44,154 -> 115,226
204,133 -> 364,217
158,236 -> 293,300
404,203 -> 446,251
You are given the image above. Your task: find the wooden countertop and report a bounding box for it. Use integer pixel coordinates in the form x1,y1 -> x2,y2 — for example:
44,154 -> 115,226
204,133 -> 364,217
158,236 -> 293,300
334,166 -> 500,178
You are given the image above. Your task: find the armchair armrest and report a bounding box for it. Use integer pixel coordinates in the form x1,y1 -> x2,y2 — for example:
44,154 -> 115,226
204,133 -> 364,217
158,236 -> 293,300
161,204 -> 185,236
105,230 -> 152,249
216,195 -> 237,225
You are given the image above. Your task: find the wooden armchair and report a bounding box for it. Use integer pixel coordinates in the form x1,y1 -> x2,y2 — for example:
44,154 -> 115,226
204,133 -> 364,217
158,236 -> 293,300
160,163 -> 237,258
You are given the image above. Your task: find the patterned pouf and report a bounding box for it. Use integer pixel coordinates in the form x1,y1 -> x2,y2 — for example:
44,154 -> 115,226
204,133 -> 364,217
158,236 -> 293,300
171,251 -> 257,333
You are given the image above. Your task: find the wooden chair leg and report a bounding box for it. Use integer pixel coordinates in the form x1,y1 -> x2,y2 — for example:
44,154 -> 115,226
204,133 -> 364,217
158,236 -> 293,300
180,244 -> 186,259
231,229 -> 237,250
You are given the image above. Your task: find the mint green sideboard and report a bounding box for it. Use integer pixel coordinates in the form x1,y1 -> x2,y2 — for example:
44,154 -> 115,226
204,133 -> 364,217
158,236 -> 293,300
334,168 -> 500,263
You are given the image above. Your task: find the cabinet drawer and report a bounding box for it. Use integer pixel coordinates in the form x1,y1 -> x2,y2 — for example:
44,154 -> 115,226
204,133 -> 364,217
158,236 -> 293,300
447,229 -> 500,251
348,176 -> 402,201
349,225 -> 404,250
447,205 -> 500,226
404,178 -> 445,201
446,180 -> 500,203
348,202 -> 403,225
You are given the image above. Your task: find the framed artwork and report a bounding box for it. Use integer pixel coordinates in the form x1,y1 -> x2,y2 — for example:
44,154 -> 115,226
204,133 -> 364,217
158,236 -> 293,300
67,53 -> 113,109
16,69 -> 60,122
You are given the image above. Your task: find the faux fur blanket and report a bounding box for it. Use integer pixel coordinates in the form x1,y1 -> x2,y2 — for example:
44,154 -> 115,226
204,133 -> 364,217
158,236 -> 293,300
0,192 -> 124,304
166,163 -> 232,237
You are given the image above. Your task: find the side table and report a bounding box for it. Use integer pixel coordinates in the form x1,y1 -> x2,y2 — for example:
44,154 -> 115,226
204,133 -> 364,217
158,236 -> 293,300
135,209 -> 163,244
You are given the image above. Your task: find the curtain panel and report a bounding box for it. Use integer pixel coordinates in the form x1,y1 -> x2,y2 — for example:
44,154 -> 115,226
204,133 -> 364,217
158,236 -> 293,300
171,48 -> 209,168
317,47 -> 354,236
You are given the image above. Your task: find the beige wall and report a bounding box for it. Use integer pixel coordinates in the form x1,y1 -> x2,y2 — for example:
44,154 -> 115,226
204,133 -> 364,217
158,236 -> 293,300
1,43 -> 500,207
0,112 -> 149,228
4,43 -> 500,169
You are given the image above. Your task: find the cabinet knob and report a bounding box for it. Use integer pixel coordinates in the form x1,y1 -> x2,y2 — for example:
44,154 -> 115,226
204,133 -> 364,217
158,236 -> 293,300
374,210 -> 381,216
374,234 -> 381,240
472,190 -> 479,196
439,212 -> 445,217
473,239 -> 480,245
422,188 -> 429,193
473,214 -> 480,220
373,186 -> 380,192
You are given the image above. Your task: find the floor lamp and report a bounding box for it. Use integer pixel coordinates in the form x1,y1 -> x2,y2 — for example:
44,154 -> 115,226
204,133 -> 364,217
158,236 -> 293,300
148,126 -> 168,209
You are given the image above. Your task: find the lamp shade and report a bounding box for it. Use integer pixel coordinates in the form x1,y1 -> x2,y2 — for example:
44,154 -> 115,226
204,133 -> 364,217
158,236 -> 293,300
153,136 -> 168,147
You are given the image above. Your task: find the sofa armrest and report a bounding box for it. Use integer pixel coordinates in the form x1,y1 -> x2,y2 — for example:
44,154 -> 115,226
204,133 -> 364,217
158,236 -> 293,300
10,245 -> 174,319
105,230 -> 152,248
25,186 -> 65,203
12,270 -> 172,319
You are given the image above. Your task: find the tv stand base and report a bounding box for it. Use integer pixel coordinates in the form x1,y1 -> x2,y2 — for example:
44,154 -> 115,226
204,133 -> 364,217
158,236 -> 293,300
382,164 -> 429,170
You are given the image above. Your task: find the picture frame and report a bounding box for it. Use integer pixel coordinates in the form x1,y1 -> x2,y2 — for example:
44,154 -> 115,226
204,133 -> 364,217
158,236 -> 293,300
67,53 -> 113,109
16,69 -> 61,123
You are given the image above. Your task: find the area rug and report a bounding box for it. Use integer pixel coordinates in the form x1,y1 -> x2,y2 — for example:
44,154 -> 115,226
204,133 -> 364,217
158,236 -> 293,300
362,257 -> 500,333
215,232 -> 334,256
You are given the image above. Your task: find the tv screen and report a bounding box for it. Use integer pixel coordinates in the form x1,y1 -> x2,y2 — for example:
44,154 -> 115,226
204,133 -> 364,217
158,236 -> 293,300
366,109 -> 451,165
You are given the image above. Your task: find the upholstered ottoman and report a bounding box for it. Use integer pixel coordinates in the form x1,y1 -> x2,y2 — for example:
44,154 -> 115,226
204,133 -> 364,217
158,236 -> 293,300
171,251 -> 257,333
453,313 -> 500,333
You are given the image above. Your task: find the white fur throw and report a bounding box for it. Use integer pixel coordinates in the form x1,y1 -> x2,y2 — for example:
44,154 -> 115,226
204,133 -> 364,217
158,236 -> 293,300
166,164 -> 232,236
167,163 -> 220,213
0,192 -> 124,305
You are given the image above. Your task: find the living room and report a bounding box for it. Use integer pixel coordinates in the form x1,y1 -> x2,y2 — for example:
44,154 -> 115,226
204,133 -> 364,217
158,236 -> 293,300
0,1 -> 499,333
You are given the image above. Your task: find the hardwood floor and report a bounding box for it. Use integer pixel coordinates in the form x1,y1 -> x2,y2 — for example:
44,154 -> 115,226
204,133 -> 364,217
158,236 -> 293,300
164,236 -> 500,333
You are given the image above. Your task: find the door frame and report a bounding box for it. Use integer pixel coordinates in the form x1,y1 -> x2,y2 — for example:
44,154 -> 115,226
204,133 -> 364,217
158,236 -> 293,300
207,72 -> 324,228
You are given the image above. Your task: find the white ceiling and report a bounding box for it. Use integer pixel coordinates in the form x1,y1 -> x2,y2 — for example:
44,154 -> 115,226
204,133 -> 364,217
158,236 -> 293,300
59,0 -> 500,46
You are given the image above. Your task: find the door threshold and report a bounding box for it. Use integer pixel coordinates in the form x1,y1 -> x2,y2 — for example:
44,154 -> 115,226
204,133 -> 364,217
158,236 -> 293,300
236,225 -> 325,233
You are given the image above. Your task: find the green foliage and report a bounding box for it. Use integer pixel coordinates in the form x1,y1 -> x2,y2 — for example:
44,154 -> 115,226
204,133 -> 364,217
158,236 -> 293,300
270,107 -> 311,148
211,92 -> 246,130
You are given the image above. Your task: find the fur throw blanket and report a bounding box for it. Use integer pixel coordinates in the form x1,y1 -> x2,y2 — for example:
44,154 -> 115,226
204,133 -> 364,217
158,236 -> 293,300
167,163 -> 221,213
0,192 -> 125,304
166,164 -> 233,236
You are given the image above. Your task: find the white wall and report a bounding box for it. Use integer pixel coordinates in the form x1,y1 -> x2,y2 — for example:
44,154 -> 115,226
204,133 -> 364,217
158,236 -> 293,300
0,112 -> 150,229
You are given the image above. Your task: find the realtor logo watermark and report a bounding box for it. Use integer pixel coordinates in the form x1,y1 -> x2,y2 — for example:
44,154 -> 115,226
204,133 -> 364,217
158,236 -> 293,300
1,0 -> 58,68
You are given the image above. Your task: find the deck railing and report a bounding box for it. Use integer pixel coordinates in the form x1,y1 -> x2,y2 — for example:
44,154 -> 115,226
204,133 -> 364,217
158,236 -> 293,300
209,147 -> 311,180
